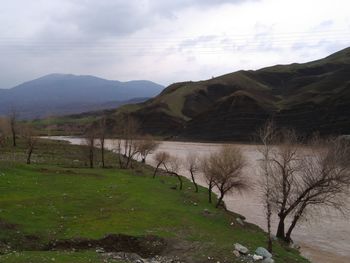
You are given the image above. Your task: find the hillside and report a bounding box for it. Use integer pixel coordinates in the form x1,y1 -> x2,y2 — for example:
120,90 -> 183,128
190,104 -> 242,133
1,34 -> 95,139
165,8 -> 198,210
0,74 -> 164,119
118,47 -> 350,140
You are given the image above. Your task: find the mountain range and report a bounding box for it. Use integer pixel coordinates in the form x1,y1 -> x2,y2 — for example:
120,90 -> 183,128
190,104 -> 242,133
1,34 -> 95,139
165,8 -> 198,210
0,74 -> 164,119
117,47 -> 350,140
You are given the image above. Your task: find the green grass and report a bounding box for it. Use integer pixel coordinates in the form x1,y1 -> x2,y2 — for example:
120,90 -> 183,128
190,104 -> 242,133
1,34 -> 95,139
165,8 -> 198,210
0,251 -> 123,263
0,139 -> 309,263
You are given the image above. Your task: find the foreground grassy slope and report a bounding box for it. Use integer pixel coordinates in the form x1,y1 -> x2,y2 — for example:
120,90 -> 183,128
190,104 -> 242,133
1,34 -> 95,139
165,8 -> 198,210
0,140 -> 308,262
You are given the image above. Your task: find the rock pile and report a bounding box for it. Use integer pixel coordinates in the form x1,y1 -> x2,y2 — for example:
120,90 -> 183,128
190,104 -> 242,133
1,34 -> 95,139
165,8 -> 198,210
102,252 -> 183,263
233,243 -> 275,263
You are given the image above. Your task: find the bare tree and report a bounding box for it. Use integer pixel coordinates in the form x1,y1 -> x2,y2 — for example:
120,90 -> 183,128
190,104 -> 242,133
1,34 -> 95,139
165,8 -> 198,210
153,151 -> 170,178
97,116 -> 107,168
22,124 -> 38,164
164,156 -> 183,190
258,124 -> 350,243
257,120 -> 276,252
136,135 -> 159,163
215,146 -> 248,208
8,109 -> 17,147
265,128 -> 300,241
201,156 -> 215,203
284,136 -> 350,242
185,153 -> 200,192
201,146 -> 248,208
114,115 -> 140,169
84,127 -> 97,169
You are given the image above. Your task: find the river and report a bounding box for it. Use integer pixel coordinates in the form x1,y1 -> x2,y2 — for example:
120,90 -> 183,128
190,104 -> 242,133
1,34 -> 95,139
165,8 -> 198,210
46,137 -> 350,263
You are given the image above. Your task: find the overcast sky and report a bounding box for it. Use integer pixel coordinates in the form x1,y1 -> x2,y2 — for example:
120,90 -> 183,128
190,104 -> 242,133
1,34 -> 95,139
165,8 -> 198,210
0,0 -> 349,88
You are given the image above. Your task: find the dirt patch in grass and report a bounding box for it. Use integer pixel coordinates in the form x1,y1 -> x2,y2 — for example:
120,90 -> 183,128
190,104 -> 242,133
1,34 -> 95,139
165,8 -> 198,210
46,234 -> 167,258
38,168 -> 104,178
0,219 -> 17,230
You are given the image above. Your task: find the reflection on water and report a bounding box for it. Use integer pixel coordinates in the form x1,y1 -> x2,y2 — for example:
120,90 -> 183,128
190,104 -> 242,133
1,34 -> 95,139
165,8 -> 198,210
47,137 -> 350,263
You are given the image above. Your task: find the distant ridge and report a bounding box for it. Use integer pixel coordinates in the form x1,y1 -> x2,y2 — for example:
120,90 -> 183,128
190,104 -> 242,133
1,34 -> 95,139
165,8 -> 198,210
0,74 -> 164,119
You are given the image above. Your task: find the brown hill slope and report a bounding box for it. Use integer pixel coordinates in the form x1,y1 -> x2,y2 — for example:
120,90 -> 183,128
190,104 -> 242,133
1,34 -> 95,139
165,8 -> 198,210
119,47 -> 350,140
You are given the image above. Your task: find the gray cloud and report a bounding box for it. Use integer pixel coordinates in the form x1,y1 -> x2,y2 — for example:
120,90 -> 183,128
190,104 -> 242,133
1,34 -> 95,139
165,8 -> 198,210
35,0 -> 253,39
0,0 -> 348,89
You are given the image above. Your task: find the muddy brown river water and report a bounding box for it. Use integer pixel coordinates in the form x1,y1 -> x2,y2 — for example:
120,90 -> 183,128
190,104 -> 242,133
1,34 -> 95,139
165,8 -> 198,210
48,137 -> 350,263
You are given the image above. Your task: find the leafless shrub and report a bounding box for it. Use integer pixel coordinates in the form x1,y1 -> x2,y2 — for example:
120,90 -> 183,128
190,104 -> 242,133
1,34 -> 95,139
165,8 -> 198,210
184,153 -> 200,192
83,126 -> 97,168
8,108 -> 17,147
257,120 -> 276,252
153,151 -> 170,178
201,155 -> 215,203
164,155 -> 183,190
97,116 -> 107,168
21,124 -> 38,165
201,145 -> 249,208
136,135 -> 159,163
114,115 -> 140,169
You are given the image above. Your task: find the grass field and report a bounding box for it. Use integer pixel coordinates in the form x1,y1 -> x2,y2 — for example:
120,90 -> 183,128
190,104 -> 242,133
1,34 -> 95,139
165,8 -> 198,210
0,139 -> 309,263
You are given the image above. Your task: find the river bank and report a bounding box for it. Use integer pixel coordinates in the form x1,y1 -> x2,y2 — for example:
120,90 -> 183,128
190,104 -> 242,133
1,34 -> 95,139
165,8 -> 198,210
46,137 -> 350,263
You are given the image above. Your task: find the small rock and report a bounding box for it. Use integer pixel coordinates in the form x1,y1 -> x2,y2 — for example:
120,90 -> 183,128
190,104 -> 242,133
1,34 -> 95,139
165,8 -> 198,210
255,247 -> 272,259
203,209 -> 211,214
233,250 -> 240,257
95,247 -> 105,253
236,217 -> 244,226
234,243 -> 249,255
253,254 -> 263,261
289,243 -> 301,250
262,258 -> 274,263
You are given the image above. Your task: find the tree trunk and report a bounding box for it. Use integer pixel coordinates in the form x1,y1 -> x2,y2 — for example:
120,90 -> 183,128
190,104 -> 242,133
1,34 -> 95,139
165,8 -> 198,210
208,181 -> 213,203
27,148 -> 33,164
285,221 -> 297,244
118,154 -> 123,169
276,214 -> 286,239
125,154 -> 133,169
101,142 -> 105,168
267,201 -> 273,252
285,203 -> 306,243
190,171 -> 198,193
153,163 -> 161,178
89,148 -> 94,168
174,173 -> 183,190
12,130 -> 16,147
216,191 -> 224,208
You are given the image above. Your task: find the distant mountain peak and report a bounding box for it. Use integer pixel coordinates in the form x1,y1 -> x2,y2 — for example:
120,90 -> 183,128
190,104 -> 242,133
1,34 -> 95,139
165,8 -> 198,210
0,74 -> 164,119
